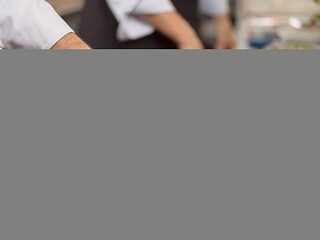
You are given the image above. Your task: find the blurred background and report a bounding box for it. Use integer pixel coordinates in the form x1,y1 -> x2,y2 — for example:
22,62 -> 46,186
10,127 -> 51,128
48,0 -> 320,49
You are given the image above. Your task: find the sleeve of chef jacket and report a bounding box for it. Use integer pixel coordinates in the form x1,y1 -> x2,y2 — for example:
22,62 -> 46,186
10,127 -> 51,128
0,0 -> 74,49
198,0 -> 230,16
107,0 -> 176,41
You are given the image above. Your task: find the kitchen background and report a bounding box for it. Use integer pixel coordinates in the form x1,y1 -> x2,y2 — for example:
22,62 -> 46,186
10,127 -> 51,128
48,0 -> 320,49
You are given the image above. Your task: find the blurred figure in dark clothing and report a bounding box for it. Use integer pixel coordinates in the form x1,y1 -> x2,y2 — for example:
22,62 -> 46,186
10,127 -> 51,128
79,0 -> 236,49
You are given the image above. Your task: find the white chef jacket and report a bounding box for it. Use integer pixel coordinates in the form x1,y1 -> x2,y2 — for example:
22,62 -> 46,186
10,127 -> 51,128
0,0 -> 74,49
106,0 -> 230,41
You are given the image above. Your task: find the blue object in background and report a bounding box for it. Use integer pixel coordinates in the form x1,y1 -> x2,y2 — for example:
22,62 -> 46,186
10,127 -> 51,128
249,39 -> 273,49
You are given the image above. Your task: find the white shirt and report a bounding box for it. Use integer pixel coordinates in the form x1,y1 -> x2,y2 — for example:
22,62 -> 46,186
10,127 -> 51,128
198,0 -> 229,16
0,0 -> 74,49
106,0 -> 230,41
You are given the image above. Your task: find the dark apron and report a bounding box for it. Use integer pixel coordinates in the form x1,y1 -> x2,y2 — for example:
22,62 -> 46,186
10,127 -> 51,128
79,0 -> 199,49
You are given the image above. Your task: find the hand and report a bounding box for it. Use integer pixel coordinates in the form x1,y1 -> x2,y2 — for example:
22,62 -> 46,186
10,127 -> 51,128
214,28 -> 237,49
213,15 -> 237,49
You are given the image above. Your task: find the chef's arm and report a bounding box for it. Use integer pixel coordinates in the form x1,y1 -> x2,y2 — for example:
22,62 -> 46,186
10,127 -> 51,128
51,33 -> 91,49
138,12 -> 204,49
212,14 -> 236,49
199,0 -> 236,49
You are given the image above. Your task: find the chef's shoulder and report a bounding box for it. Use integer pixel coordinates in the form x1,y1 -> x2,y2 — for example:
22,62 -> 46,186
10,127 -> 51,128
0,0 -> 46,20
0,0 -> 75,49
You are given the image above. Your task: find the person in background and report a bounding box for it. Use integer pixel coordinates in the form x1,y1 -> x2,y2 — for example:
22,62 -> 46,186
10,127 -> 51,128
0,0 -> 90,49
79,0 -> 204,49
79,0 -> 235,49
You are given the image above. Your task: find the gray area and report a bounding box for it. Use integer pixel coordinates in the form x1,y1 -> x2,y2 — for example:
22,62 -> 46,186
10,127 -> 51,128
0,51 -> 319,240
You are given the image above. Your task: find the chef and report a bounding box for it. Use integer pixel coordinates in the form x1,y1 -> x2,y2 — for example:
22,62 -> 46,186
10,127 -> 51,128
0,0 -> 90,49
79,0 -> 203,49
79,0 -> 235,49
